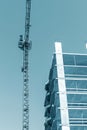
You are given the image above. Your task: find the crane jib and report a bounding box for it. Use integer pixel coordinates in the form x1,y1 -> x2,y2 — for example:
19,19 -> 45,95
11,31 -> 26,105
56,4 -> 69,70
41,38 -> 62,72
25,0 -> 31,42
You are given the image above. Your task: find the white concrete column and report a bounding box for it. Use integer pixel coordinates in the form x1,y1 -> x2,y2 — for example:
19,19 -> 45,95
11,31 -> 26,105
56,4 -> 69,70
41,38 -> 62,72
55,42 -> 70,130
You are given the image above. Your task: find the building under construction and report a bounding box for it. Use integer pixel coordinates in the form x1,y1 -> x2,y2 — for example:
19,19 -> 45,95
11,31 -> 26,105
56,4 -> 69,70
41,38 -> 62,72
44,42 -> 87,130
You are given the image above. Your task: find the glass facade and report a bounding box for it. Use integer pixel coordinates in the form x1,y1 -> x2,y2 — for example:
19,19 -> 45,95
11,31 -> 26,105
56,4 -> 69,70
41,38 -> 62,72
44,42 -> 87,130
64,53 -> 87,130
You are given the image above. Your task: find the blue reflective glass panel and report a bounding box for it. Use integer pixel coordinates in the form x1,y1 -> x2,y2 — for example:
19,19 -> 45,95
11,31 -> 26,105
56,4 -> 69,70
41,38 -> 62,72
63,54 -> 87,66
52,54 -> 56,67
67,94 -> 87,103
69,109 -> 87,118
70,125 -> 87,130
75,55 -> 87,66
64,66 -> 87,75
63,54 -> 75,65
70,126 -> 87,130
66,80 -> 87,89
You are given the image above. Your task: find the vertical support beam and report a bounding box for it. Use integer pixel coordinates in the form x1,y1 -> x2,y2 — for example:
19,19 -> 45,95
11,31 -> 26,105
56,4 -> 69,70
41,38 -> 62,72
55,42 -> 70,130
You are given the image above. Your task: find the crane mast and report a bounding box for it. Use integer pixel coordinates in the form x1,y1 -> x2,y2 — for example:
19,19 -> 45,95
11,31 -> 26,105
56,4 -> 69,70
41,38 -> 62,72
18,0 -> 32,130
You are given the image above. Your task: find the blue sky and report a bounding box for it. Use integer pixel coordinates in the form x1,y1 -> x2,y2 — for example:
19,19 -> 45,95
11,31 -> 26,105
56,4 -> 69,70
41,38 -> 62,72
0,0 -> 87,130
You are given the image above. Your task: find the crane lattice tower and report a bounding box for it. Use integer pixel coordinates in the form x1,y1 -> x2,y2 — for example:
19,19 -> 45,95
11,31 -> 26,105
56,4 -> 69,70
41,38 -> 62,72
18,0 -> 32,130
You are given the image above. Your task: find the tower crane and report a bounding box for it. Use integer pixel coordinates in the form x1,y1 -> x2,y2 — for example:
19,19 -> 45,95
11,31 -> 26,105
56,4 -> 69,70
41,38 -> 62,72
18,0 -> 32,130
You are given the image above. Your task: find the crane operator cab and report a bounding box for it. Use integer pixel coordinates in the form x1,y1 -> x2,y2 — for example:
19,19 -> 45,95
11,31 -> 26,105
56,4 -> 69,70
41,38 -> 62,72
18,35 -> 32,50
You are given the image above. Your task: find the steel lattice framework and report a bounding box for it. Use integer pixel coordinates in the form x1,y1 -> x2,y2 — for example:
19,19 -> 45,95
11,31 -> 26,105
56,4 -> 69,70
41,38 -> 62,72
18,0 -> 32,130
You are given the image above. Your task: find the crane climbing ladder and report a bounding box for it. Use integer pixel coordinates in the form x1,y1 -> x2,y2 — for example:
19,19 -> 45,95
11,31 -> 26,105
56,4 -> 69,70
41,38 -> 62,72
18,0 -> 32,130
